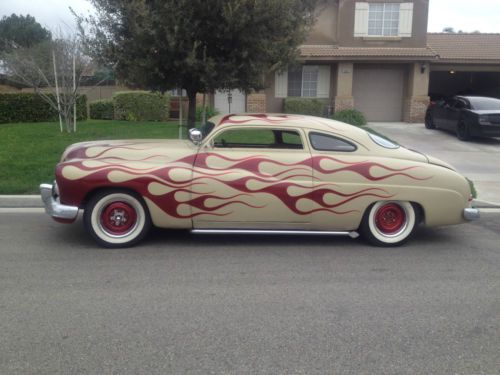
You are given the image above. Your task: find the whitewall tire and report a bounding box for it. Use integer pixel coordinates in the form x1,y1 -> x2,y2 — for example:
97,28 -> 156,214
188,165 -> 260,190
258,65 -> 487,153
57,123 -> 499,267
360,201 -> 419,247
84,190 -> 151,248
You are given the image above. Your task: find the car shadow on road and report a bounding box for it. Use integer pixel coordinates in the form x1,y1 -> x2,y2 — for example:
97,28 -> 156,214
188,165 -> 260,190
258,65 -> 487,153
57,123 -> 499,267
49,218 -> 459,255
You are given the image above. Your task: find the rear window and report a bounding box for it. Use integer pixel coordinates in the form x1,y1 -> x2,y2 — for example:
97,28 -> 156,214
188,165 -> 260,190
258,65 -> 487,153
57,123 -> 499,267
309,132 -> 356,152
468,97 -> 500,110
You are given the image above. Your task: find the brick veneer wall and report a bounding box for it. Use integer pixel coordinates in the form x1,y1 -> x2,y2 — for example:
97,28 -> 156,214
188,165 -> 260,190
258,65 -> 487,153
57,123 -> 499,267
333,96 -> 354,112
247,93 -> 266,113
404,96 -> 429,123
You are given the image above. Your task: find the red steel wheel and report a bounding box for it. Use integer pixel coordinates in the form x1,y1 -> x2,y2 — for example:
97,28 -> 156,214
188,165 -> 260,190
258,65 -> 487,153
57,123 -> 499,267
100,201 -> 138,235
375,203 -> 406,235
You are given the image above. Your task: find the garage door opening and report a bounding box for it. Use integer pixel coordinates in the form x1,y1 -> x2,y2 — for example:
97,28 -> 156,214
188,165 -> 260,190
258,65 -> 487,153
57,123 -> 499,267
429,71 -> 500,100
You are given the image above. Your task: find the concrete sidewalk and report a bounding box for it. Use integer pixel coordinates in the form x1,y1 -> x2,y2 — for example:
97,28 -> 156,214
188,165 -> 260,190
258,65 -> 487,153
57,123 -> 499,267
369,122 -> 500,205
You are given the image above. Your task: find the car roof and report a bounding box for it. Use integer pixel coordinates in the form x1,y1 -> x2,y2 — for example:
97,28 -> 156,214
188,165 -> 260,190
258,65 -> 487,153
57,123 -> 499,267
207,113 -> 368,138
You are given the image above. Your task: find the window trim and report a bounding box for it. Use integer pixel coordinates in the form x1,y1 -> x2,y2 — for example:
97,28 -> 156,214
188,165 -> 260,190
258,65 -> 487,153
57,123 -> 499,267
308,132 -> 358,153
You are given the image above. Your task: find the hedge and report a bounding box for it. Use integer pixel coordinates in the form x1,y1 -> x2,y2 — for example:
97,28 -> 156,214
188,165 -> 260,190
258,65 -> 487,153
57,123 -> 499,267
283,97 -> 326,116
0,93 -> 87,123
195,106 -> 219,122
113,91 -> 170,121
89,99 -> 114,120
331,109 -> 367,127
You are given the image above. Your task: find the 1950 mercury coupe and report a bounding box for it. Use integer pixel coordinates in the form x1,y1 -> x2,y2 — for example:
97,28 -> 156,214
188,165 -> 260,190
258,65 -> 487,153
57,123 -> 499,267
40,114 -> 479,248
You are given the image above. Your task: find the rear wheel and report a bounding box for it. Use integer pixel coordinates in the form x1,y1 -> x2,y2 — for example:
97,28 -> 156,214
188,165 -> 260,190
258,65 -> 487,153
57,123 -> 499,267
84,190 -> 151,248
359,201 -> 419,247
456,121 -> 471,141
425,111 -> 436,129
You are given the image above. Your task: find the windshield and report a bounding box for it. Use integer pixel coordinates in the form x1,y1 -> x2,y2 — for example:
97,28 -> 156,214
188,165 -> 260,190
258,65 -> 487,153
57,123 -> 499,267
368,132 -> 399,149
468,97 -> 500,111
200,121 -> 215,139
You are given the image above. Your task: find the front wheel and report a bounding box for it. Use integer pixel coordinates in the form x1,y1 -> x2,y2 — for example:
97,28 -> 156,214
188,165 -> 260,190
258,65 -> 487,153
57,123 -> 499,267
456,121 -> 471,141
84,190 -> 151,248
359,201 -> 419,247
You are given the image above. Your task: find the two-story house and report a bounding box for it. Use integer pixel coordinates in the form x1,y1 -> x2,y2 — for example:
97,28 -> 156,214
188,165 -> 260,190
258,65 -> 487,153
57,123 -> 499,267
214,0 -> 500,123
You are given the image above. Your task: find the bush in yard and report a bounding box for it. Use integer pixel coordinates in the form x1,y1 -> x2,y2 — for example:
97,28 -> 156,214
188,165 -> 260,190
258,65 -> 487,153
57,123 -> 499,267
89,99 -> 114,120
195,106 -> 219,122
113,91 -> 170,121
0,93 -> 87,123
284,97 -> 325,116
331,109 -> 367,127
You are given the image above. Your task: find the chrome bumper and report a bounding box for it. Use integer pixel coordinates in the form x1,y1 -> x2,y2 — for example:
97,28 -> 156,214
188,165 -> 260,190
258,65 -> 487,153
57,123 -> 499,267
40,183 -> 79,220
463,207 -> 480,221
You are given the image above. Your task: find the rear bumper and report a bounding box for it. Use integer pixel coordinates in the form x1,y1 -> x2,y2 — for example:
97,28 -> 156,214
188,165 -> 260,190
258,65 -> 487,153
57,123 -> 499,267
463,207 -> 480,221
40,183 -> 79,222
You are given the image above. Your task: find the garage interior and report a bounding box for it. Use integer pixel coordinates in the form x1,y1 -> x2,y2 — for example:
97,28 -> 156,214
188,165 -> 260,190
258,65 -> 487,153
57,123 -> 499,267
429,70 -> 500,100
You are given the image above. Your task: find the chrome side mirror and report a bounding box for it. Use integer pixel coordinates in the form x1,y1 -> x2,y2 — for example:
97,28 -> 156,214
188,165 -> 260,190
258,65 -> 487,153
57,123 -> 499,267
189,128 -> 203,145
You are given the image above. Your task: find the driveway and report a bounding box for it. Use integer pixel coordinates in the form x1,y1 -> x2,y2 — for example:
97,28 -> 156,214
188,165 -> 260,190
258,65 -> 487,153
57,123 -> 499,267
369,122 -> 500,204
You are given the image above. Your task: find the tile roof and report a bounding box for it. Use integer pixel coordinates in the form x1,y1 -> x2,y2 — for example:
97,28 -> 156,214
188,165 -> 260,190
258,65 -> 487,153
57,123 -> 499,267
300,34 -> 500,63
427,33 -> 500,63
300,45 -> 437,59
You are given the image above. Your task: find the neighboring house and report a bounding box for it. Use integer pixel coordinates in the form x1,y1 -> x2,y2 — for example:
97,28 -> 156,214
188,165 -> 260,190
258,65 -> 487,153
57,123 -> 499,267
216,0 -> 500,123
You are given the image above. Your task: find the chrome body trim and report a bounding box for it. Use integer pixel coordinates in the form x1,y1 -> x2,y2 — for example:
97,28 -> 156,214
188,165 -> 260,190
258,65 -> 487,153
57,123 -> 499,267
463,208 -> 480,221
192,229 -> 360,239
40,183 -> 79,220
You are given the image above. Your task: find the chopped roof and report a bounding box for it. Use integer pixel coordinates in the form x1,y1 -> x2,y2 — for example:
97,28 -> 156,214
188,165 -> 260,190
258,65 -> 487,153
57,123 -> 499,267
427,33 -> 500,63
210,113 -> 368,138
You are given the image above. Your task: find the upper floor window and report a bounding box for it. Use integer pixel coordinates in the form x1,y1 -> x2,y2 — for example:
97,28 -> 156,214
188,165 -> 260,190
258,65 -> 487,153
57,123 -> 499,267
354,2 -> 414,38
368,3 -> 400,36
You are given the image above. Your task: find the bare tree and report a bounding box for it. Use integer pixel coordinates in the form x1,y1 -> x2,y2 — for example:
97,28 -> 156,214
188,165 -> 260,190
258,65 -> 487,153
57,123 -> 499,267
1,33 -> 89,132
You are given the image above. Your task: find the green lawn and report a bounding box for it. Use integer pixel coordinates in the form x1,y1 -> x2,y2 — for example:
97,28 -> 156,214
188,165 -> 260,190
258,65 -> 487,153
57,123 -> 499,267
0,120 -> 186,194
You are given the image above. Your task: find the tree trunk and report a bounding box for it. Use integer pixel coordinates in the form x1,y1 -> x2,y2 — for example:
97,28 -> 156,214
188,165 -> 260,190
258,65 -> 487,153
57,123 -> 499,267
186,88 -> 197,129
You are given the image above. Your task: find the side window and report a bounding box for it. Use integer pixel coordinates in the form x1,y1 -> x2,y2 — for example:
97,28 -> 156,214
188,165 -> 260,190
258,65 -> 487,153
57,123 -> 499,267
309,132 -> 356,152
213,128 -> 303,149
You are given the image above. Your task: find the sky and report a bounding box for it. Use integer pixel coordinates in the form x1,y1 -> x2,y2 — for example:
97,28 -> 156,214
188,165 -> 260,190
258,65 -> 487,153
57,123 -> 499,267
1,0 -> 500,34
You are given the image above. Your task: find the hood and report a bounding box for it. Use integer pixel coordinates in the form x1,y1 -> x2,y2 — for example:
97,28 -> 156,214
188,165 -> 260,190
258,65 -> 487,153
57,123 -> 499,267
393,147 -> 456,171
468,110 -> 500,115
425,154 -> 456,171
61,139 -> 197,163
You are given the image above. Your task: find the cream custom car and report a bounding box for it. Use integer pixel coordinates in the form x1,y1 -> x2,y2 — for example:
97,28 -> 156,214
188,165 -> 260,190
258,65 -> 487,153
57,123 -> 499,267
40,114 -> 479,248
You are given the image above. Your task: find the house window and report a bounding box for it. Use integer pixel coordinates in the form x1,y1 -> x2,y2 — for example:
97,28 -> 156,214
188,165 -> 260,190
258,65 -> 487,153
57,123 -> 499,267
368,3 -> 400,36
287,65 -> 319,97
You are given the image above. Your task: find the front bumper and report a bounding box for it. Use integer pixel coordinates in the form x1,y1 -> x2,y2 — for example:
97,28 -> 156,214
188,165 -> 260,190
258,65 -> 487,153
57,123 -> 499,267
463,207 -> 480,221
40,183 -> 79,222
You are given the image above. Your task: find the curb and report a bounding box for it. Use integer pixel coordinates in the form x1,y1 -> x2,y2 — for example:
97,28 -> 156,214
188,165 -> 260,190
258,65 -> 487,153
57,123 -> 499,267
0,195 -> 43,208
472,199 -> 500,209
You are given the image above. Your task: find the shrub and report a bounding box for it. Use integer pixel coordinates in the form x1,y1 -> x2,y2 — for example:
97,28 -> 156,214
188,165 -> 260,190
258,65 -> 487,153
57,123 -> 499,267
0,93 -> 87,123
89,99 -> 114,120
331,109 -> 367,127
113,91 -> 170,121
195,106 -> 219,122
284,97 -> 325,116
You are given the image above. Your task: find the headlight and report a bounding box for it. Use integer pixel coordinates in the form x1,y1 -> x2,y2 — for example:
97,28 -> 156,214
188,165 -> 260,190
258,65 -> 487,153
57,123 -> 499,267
479,115 -> 491,125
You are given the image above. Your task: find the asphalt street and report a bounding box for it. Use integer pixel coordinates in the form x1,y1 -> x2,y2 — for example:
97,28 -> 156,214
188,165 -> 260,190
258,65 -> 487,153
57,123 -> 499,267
1,212 -> 499,374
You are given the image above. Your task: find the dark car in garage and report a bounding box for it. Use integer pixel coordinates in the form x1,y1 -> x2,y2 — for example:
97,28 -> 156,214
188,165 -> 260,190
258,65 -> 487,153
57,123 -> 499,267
425,96 -> 500,141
